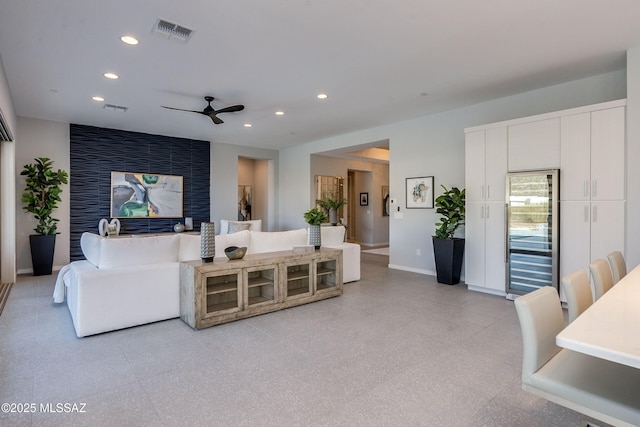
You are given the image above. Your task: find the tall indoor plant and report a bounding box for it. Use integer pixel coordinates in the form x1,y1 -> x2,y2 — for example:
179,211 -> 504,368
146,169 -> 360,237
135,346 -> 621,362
432,185 -> 465,285
316,191 -> 347,225
304,207 -> 328,248
21,157 -> 68,275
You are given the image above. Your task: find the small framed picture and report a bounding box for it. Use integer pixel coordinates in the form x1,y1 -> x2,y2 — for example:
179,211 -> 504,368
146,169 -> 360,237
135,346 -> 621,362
406,176 -> 434,209
360,192 -> 369,206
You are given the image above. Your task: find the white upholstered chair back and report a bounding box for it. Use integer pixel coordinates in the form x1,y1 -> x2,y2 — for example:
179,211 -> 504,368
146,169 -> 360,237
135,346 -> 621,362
607,251 -> 627,284
560,270 -> 593,323
514,286 -> 563,381
589,258 -> 614,301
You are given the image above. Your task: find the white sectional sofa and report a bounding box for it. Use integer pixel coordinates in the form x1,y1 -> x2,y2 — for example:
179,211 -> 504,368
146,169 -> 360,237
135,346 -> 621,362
55,226 -> 359,337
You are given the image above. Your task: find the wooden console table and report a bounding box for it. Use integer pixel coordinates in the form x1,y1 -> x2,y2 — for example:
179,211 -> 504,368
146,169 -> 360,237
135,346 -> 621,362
179,248 -> 343,329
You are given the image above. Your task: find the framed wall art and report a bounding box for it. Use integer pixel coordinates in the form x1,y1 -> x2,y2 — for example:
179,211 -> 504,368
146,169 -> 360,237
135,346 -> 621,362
111,172 -> 183,218
406,176 -> 434,209
360,192 -> 369,206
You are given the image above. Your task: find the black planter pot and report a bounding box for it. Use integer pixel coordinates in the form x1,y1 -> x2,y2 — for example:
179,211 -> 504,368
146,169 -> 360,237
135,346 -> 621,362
29,234 -> 56,276
432,237 -> 465,285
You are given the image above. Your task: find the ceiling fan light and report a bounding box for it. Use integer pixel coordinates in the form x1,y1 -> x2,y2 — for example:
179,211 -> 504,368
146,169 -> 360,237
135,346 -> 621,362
103,72 -> 119,80
120,35 -> 139,45
275,111 -> 284,116
92,96 -> 105,102
244,123 -> 252,128
317,93 -> 328,99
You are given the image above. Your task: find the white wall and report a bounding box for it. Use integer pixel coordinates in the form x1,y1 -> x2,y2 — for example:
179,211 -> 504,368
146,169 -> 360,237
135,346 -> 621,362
626,48 -> 640,269
211,142 -> 279,233
310,154 -> 389,245
15,117 -> 70,273
279,70 -> 626,275
0,52 -> 17,282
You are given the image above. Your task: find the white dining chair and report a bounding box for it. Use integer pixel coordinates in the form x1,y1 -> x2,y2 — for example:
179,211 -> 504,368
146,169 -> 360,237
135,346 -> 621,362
607,251 -> 627,284
589,258 -> 614,301
560,270 -> 593,323
514,286 -> 640,426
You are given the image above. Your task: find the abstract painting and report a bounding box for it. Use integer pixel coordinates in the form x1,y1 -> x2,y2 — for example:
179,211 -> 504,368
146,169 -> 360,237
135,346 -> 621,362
111,172 -> 183,218
406,176 -> 434,209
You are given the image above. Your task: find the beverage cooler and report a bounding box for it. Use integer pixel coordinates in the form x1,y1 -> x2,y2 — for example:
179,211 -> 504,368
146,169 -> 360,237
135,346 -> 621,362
505,170 -> 559,299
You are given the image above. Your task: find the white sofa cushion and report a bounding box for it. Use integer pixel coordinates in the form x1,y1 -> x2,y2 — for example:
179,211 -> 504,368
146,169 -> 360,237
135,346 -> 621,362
319,225 -> 346,245
220,219 -> 262,234
98,234 -> 180,269
215,230 -> 251,258
249,229 -> 308,254
178,234 -> 201,261
80,232 -> 102,267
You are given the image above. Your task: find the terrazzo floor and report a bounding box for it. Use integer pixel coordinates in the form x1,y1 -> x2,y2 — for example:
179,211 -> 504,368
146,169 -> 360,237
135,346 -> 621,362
0,253 -> 606,426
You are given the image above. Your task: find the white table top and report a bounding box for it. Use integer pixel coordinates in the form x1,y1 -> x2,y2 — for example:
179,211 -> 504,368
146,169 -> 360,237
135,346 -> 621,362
556,264 -> 640,369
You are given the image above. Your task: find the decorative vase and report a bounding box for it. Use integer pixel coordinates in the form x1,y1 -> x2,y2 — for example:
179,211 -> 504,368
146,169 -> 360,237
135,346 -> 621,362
200,222 -> 215,262
309,224 -> 321,249
329,209 -> 338,226
174,223 -> 185,233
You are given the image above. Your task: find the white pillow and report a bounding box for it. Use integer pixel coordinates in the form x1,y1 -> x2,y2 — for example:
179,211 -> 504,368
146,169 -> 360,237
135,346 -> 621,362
80,232 -> 103,267
178,234 -> 201,261
220,219 -> 262,234
250,229 -> 308,254
214,230 -> 251,258
98,235 -> 180,269
228,222 -> 251,233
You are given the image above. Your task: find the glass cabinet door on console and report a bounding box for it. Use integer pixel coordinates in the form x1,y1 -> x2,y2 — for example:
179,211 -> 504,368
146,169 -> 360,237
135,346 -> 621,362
315,257 -> 338,293
284,261 -> 312,300
244,265 -> 278,308
202,269 -> 242,317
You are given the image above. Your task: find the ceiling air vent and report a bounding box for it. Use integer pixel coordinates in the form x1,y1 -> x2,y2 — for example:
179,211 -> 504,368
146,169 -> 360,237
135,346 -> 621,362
0,109 -> 14,142
103,104 -> 128,112
152,19 -> 194,43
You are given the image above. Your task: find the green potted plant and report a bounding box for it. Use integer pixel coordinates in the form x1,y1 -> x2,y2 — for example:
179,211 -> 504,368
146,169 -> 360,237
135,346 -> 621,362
304,207 -> 328,248
316,191 -> 347,225
432,185 -> 465,285
21,157 -> 68,275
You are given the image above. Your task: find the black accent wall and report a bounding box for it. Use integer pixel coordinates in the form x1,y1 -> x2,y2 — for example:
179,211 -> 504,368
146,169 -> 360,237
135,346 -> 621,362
70,124 -> 210,260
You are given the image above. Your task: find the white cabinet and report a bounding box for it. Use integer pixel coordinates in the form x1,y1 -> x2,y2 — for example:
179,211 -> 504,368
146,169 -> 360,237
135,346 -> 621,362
560,201 -> 625,280
465,202 -> 506,295
465,128 -> 507,202
561,107 -> 625,201
560,105 -> 626,280
465,128 -> 507,295
508,118 -> 561,171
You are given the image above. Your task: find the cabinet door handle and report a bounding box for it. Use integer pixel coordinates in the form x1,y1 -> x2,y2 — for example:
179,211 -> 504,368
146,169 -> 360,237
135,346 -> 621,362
481,185 -> 485,199
592,205 -> 597,223
584,205 -> 589,222
486,204 -> 490,219
592,180 -> 597,198
487,185 -> 490,199
584,180 -> 589,198
481,205 -> 484,219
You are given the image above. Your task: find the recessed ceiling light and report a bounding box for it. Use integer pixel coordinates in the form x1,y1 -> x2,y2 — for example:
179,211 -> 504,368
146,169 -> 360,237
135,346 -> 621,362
244,123 -> 252,128
317,93 -> 328,99
120,35 -> 139,45
275,111 -> 284,116
103,72 -> 119,80
92,96 -> 105,102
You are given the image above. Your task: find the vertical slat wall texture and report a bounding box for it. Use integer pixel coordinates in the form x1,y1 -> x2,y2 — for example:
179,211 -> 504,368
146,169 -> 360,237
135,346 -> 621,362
70,124 -> 210,261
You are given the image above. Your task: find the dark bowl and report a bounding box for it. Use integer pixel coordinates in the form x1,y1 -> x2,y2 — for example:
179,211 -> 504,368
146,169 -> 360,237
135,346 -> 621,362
224,246 -> 247,260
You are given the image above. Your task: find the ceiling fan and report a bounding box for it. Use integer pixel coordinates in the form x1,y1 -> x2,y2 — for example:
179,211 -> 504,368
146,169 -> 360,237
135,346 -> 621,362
161,96 -> 245,124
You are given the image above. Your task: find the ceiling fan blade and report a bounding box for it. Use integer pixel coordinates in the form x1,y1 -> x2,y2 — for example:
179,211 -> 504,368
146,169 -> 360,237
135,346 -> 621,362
208,114 -> 224,125
214,105 -> 245,114
161,106 -> 202,114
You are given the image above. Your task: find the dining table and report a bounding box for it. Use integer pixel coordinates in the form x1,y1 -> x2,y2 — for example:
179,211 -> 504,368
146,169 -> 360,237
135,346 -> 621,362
556,263 -> 640,369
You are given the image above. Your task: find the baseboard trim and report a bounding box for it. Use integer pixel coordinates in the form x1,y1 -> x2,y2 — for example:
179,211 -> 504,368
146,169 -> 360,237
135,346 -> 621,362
388,264 -> 435,276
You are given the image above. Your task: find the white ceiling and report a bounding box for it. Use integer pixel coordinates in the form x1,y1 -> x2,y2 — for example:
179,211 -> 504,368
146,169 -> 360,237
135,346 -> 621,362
1,0 -> 639,150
